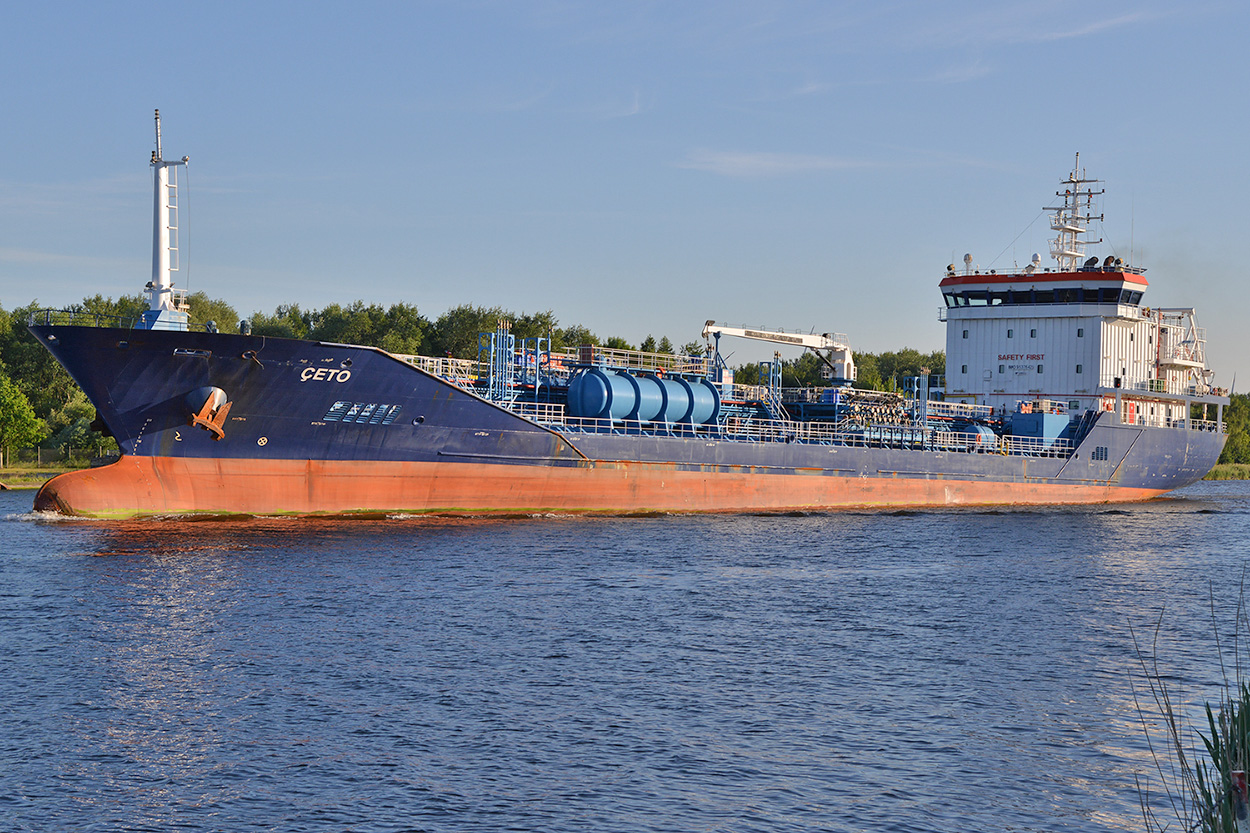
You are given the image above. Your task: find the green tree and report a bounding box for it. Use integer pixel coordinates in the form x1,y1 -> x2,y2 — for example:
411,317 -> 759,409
1219,394 -> 1250,464
186,292 -> 241,332
45,387 -> 112,453
72,293 -> 147,324
853,353 -> 883,390
0,302 -> 79,419
429,304 -> 508,358
640,335 -> 657,353
248,304 -> 310,339
512,310 -> 559,342
657,336 -> 674,354
604,336 -> 634,350
378,302 -> 429,355
733,363 -> 763,385
555,324 -> 598,351
0,370 -> 47,452
681,341 -> 705,357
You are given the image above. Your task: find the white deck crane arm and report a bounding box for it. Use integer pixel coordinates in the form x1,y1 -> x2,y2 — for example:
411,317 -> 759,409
701,321 -> 857,382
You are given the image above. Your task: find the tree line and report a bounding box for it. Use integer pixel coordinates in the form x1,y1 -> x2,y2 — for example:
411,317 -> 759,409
0,292 -> 709,454
731,347 -> 947,391
1,292 -> 1247,466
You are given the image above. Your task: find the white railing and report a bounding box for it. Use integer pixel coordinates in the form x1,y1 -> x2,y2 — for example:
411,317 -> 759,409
565,345 -> 709,375
508,402 -> 567,424
726,384 -> 769,402
926,400 -> 996,420
1001,435 -> 1073,457
397,354 -> 479,381
501,405 -> 1088,458
1098,375 -> 1228,398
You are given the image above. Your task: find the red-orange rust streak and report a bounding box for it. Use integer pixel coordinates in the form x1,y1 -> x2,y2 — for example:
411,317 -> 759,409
34,456 -> 1166,518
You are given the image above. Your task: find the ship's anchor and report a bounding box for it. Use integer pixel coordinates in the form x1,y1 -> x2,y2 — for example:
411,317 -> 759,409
187,386 -> 232,441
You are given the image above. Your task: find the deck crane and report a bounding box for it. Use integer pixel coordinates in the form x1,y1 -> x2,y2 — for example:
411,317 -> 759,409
701,321 -> 857,383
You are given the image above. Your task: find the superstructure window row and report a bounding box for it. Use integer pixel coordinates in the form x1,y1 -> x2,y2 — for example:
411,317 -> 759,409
943,288 -> 1142,307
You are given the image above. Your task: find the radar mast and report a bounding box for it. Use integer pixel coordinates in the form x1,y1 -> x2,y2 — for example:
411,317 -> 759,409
1043,152 -> 1104,271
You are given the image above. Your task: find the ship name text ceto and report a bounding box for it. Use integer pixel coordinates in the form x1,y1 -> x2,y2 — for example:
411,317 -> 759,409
300,367 -> 353,383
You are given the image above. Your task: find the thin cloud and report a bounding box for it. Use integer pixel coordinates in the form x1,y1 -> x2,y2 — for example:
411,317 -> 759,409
926,58 -> 993,85
914,6 -> 1156,49
1033,12 -> 1148,41
593,89 -> 646,119
495,85 -> 555,112
679,149 -> 871,177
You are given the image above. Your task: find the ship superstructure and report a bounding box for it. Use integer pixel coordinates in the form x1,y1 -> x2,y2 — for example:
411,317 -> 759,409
24,127 -> 1230,518
942,156 -> 1220,434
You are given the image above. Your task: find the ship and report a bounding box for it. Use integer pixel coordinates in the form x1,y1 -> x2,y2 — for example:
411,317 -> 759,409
27,117 -> 1230,518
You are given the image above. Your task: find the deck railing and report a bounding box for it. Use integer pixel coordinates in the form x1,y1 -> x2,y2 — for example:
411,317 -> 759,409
503,401 -> 1081,459
27,308 -> 194,330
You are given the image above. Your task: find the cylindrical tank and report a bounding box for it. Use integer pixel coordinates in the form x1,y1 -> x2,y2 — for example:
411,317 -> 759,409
630,374 -> 664,422
568,368 -> 721,425
650,376 -> 691,423
686,377 -> 720,424
954,422 -> 997,448
567,367 -> 637,421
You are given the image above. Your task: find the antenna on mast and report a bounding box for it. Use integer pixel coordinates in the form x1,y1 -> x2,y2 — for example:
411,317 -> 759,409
1043,152 -> 1104,271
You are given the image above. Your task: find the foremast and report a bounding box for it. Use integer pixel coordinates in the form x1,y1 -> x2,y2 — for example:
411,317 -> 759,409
139,109 -> 191,331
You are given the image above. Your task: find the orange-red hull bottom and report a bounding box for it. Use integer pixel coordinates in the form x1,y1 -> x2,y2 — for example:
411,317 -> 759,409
33,456 -> 1167,519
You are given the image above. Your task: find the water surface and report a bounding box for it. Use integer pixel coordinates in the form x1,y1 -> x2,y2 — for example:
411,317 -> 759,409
3,482 -> 1249,831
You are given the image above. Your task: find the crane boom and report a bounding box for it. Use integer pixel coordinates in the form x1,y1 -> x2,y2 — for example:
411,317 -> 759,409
701,321 -> 849,350
702,321 -> 857,382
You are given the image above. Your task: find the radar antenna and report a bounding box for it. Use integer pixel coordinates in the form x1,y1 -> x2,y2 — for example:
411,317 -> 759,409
1042,152 -> 1104,272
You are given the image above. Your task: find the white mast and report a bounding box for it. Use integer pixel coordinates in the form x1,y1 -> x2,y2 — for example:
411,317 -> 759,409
140,109 -> 191,330
1044,153 -> 1104,272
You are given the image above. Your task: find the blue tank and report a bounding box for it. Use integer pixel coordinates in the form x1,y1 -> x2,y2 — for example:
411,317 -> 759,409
568,368 -> 720,424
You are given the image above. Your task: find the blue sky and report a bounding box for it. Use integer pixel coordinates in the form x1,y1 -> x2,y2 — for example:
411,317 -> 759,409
3,1 -> 1248,382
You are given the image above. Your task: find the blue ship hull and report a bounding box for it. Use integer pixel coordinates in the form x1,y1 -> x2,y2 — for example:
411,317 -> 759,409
26,323 -> 1226,518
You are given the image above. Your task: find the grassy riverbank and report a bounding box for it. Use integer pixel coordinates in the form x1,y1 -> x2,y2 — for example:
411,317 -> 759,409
1204,463 -> 1250,480
0,465 -> 81,489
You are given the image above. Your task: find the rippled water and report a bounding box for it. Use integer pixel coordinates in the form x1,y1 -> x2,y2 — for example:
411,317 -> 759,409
4,482 -> 1250,832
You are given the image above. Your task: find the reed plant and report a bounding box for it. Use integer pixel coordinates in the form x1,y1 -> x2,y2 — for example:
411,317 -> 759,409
1134,584 -> 1250,832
